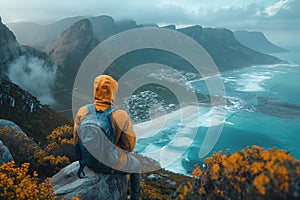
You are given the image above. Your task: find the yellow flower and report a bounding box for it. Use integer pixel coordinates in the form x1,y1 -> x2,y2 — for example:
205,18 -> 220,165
260,151 -> 270,161
183,185 -> 190,196
252,145 -> 263,151
212,163 -> 220,173
296,167 -> 300,175
205,157 -> 213,166
198,187 -> 205,195
280,182 -> 289,193
254,173 -> 270,195
210,164 -> 220,180
236,176 -> 246,182
192,165 -> 202,178
251,162 -> 264,175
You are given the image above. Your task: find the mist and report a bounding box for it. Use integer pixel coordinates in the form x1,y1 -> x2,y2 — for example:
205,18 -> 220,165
7,56 -> 57,105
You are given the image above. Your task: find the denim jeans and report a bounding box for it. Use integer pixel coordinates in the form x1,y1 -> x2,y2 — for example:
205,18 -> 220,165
121,155 -> 141,200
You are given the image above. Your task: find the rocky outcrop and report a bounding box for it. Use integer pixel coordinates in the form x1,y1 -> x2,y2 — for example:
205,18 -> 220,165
51,161 -> 128,200
0,119 -> 39,166
257,96 -> 300,119
89,15 -> 116,42
0,140 -> 14,166
0,119 -> 25,133
234,30 -> 288,53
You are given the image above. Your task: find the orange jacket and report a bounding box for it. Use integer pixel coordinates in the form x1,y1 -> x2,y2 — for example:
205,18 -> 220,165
74,75 -> 136,170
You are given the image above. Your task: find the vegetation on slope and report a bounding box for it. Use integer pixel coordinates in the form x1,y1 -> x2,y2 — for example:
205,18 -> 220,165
176,146 -> 300,199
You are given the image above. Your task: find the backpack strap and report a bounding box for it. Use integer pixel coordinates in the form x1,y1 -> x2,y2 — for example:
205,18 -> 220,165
77,160 -> 86,178
77,104 -> 95,178
86,104 -> 96,115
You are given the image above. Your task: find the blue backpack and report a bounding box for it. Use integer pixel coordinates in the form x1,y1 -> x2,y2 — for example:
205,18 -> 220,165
75,104 -> 119,178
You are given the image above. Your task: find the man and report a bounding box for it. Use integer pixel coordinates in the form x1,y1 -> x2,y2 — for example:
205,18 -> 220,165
74,75 -> 141,200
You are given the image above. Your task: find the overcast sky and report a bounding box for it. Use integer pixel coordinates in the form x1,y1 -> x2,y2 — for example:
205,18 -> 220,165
1,0 -> 299,48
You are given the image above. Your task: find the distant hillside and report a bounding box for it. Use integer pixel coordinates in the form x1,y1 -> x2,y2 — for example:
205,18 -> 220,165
7,16 -> 86,49
7,15 -> 141,50
178,26 -> 283,71
234,30 -> 288,53
6,16 -> 285,73
0,78 -> 72,144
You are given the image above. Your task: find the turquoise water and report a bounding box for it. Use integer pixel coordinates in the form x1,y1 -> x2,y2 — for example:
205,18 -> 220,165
185,51 -> 300,171
137,51 -> 300,174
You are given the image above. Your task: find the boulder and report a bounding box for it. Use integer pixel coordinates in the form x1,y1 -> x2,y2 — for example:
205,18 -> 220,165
0,119 -> 24,133
51,161 -> 128,200
0,140 -> 13,166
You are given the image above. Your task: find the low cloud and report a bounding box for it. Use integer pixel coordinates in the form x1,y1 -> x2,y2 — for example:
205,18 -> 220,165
7,56 -> 57,105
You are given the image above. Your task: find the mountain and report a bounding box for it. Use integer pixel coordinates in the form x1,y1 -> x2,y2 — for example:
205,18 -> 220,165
7,16 -> 285,75
44,19 -> 98,86
7,16 -> 139,50
3,15 -> 286,118
7,16 -> 86,49
43,19 -> 99,115
178,26 -> 284,71
234,30 -> 288,53
110,25 -> 284,75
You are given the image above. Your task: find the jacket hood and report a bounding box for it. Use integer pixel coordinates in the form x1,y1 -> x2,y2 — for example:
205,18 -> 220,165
94,75 -> 118,111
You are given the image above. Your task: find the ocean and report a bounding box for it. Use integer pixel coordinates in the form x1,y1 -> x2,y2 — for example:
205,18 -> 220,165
135,50 -> 300,175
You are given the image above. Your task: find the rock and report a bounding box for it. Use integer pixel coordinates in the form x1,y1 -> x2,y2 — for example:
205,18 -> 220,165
165,179 -> 177,187
0,140 -> 14,166
0,119 -> 40,165
0,119 -> 24,133
147,174 -> 163,181
51,161 -> 128,200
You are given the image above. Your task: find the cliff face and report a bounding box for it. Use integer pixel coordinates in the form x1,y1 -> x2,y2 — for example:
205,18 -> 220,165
0,17 -> 23,76
0,17 -> 60,106
89,15 -> 116,42
234,30 -> 288,53
178,26 -> 284,71
44,19 -> 98,87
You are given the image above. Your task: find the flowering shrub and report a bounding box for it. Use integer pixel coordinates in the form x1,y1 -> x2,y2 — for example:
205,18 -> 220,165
176,146 -> 300,199
0,125 -> 72,178
0,161 -> 81,200
0,161 -> 56,200
45,125 -> 75,159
